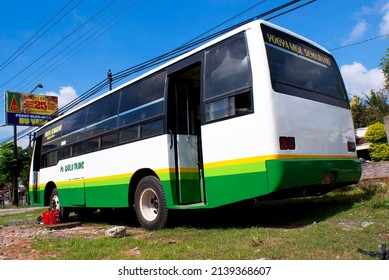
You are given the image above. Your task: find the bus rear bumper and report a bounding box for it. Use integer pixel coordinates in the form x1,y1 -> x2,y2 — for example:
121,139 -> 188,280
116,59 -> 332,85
265,157 -> 362,197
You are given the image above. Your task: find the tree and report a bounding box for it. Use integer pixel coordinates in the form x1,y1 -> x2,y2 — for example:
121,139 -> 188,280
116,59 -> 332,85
350,47 -> 389,128
381,47 -> 389,92
369,143 -> 389,162
366,122 -> 389,162
365,123 -> 388,144
0,142 -> 17,184
350,90 -> 389,128
0,142 -> 32,205
350,95 -> 369,128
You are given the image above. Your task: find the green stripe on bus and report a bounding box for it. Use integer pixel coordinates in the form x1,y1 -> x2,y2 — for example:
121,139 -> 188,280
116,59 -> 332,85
29,156 -> 360,209
204,160 -> 266,177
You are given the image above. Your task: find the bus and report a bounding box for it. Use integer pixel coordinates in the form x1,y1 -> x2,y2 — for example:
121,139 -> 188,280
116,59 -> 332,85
29,20 -> 361,230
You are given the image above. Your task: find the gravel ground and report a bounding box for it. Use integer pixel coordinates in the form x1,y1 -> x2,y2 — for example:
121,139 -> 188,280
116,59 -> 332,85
0,208 -> 132,260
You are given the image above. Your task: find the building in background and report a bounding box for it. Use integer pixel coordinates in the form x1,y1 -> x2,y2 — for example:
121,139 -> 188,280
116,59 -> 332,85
356,127 -> 371,161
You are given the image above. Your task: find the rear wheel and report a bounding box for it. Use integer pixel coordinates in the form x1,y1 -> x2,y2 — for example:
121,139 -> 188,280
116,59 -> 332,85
134,176 -> 168,230
49,188 -> 70,222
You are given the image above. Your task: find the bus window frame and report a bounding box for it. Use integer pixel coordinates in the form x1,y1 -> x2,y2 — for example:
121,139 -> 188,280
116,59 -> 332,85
203,32 -> 254,124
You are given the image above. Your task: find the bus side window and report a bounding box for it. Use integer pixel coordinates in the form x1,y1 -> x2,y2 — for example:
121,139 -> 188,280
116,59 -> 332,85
85,93 -> 119,137
42,151 -> 58,168
101,132 -> 118,149
86,137 -> 101,153
72,142 -> 85,156
204,32 -> 253,123
204,92 -> 252,122
234,92 -> 252,115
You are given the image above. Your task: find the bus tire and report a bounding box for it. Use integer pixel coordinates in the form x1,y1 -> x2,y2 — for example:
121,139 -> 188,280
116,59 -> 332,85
49,188 -> 70,222
134,176 -> 168,230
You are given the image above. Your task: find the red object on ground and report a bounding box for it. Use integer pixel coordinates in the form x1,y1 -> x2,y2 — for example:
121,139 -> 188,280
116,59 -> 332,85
42,210 -> 60,225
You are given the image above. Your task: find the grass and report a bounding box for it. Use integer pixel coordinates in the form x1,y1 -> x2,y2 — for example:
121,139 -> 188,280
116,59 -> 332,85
0,209 -> 42,226
3,179 -> 389,260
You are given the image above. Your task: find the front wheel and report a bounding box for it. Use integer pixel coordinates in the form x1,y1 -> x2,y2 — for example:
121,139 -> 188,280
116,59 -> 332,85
134,176 -> 168,230
49,188 -> 70,222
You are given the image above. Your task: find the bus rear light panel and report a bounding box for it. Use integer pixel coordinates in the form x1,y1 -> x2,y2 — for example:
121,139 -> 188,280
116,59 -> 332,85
279,136 -> 296,150
347,141 -> 356,152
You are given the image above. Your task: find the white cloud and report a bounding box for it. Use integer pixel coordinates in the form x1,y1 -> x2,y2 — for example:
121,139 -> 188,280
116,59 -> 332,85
351,20 -> 368,38
343,20 -> 368,44
357,0 -> 386,16
380,1 -> 389,34
341,62 -> 385,97
45,86 -> 77,109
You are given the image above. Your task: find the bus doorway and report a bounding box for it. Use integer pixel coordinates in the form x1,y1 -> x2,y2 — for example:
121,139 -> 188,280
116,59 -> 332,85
167,64 -> 205,204
31,135 -> 43,204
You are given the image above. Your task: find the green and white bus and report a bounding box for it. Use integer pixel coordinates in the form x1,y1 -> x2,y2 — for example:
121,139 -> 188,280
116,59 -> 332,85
29,20 -> 361,230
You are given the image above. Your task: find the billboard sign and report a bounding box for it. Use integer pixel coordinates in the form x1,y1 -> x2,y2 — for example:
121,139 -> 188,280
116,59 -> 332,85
5,91 -> 58,126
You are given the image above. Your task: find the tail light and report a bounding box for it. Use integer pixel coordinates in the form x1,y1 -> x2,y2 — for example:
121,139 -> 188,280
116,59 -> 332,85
279,136 -> 296,150
347,141 -> 356,152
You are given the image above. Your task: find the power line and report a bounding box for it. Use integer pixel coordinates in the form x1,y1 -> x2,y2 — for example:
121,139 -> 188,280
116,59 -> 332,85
13,0 -> 295,110
0,1 -> 82,111
330,33 -> 389,51
181,0 -> 269,47
113,0 -> 305,85
0,0 -> 148,130
16,0 -> 149,93
0,79 -> 111,144
0,0 -> 83,72
265,0 -> 316,20
0,0 -> 315,144
0,0 -> 119,89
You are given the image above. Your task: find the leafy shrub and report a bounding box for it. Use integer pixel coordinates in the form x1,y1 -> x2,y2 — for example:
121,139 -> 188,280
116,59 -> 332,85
368,143 -> 389,162
365,123 -> 388,144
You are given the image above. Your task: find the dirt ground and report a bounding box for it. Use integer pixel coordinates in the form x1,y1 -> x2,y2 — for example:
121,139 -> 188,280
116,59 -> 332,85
0,224 -> 107,260
0,208 -> 143,260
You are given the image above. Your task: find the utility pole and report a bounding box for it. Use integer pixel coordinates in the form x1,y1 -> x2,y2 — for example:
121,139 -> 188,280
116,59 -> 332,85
107,69 -> 113,91
11,83 -> 43,206
12,124 -> 18,206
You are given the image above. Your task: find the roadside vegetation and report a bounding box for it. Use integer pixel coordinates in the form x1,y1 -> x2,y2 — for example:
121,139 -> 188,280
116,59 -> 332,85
2,179 -> 388,260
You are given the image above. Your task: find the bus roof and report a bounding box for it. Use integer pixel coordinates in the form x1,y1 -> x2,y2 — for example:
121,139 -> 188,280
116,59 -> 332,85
36,19 -> 330,132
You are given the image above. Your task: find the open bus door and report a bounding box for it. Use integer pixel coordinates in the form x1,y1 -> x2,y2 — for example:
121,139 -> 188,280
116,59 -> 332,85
167,63 -> 205,204
31,135 -> 42,204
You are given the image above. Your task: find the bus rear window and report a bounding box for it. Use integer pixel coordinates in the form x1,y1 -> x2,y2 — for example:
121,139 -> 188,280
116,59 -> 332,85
261,24 -> 348,108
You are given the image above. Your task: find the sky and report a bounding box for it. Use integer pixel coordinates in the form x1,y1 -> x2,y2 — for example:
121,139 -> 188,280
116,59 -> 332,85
0,0 -> 388,146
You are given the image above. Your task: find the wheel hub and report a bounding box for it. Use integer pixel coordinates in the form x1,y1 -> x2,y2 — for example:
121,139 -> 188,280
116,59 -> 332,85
140,188 -> 159,221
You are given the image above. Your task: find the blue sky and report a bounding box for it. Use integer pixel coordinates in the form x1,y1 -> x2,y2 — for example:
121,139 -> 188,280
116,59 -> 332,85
0,0 -> 388,146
